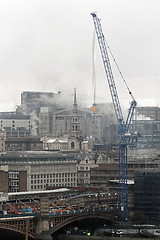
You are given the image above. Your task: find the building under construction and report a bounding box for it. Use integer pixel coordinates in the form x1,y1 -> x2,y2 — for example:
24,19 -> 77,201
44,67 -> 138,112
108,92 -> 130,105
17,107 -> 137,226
134,170 -> 160,224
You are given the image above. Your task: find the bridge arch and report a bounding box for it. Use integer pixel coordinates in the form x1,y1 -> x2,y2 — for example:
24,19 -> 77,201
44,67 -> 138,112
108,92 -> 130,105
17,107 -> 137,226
50,213 -> 118,234
0,223 -> 35,239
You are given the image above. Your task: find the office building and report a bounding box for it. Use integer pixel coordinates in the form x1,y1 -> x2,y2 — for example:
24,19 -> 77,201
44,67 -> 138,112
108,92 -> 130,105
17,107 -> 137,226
21,91 -> 61,115
0,151 -> 78,191
134,170 -> 160,224
0,112 -> 31,137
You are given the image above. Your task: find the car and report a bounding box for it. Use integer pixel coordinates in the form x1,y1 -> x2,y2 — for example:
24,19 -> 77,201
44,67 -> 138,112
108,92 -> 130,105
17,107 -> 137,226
66,230 -> 71,235
116,230 -> 123,236
154,230 -> 160,236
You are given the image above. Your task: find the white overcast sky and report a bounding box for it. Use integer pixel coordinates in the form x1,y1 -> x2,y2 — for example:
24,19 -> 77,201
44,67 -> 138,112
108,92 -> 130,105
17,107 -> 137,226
0,0 -> 160,111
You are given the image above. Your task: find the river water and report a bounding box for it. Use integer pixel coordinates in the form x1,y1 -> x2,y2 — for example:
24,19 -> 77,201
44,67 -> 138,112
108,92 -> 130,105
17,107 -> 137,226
0,233 -> 158,240
55,235 -> 158,240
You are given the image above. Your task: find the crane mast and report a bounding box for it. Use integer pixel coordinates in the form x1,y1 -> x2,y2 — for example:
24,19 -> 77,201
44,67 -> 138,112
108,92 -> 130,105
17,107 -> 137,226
91,12 -> 137,222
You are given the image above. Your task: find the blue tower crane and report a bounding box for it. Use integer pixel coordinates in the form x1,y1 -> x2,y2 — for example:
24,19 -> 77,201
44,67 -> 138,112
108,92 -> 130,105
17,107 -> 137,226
91,12 -> 137,222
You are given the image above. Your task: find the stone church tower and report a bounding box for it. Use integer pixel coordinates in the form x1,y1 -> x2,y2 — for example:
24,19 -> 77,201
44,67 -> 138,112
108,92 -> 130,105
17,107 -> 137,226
68,89 -> 83,151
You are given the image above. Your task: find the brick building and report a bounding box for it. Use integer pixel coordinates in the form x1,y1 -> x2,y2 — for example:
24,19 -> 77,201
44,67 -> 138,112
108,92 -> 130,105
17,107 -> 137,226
0,170 -> 8,192
0,166 -> 27,193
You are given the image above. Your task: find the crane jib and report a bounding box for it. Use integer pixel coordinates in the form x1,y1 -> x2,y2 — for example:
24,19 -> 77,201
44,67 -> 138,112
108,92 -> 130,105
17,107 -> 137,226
91,13 -> 124,124
91,12 -> 137,222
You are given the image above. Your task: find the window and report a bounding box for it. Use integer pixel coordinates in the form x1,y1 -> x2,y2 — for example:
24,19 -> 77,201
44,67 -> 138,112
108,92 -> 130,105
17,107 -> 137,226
71,142 -> 75,149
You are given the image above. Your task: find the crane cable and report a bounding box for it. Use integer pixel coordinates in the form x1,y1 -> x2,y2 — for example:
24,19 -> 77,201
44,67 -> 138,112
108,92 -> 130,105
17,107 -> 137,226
92,29 -> 96,111
104,38 -> 135,102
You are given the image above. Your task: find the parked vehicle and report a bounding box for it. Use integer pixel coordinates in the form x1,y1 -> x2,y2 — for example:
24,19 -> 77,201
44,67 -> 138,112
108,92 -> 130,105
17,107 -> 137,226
154,230 -> 160,236
22,207 -> 32,213
116,230 -> 123,236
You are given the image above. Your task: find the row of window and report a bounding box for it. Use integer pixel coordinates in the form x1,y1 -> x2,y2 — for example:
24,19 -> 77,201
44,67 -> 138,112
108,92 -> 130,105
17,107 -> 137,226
9,180 -> 19,186
9,173 -> 19,179
79,166 -> 89,170
31,178 -> 76,184
79,173 -> 89,177
9,188 -> 19,192
0,120 -> 30,123
31,173 -> 76,179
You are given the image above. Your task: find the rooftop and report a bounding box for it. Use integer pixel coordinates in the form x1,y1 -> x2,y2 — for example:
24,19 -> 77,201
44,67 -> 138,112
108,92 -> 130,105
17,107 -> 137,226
0,112 -> 30,120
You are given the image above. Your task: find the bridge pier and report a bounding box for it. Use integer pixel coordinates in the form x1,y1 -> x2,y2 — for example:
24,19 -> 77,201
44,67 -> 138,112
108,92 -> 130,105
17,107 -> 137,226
35,195 -> 52,240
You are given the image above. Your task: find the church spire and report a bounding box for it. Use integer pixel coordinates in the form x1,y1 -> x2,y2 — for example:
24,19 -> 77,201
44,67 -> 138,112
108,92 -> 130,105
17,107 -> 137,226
70,88 -> 81,135
73,88 -> 77,114
68,88 -> 83,151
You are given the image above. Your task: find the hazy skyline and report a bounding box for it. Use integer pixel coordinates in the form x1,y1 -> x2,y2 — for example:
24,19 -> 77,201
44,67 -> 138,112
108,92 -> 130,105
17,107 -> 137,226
0,0 -> 160,112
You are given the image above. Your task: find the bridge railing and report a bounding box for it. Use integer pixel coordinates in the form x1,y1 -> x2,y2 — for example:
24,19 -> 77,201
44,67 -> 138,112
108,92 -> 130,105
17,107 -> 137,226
0,213 -> 34,219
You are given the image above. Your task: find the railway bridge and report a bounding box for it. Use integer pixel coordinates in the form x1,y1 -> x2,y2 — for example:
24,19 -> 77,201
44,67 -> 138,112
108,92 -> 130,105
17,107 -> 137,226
0,195 -> 118,240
